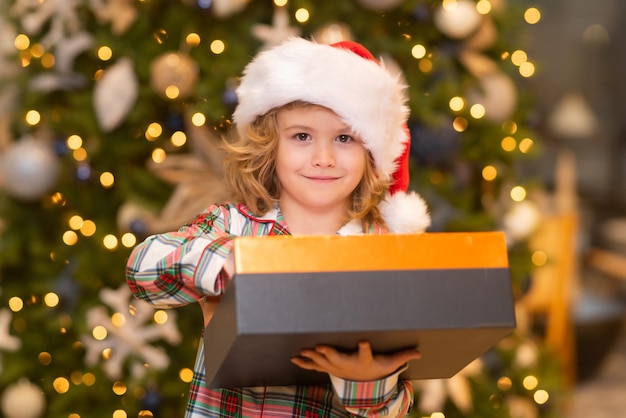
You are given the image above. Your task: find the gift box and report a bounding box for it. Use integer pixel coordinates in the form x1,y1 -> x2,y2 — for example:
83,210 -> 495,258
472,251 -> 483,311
203,232 -> 515,388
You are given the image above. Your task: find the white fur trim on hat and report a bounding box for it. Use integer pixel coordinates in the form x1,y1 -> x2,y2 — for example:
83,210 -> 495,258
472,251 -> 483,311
233,37 -> 409,182
379,191 -> 431,234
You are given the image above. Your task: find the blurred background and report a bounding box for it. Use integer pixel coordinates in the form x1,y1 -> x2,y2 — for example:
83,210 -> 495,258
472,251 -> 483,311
0,0 -> 624,417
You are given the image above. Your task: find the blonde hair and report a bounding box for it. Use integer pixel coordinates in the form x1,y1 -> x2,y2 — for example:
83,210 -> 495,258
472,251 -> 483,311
223,102 -> 389,229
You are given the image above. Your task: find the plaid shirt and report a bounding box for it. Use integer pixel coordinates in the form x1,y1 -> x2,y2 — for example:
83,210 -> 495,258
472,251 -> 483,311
126,203 -> 414,417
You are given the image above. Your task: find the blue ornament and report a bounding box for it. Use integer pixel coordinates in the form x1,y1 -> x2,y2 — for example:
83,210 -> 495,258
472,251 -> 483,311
75,164 -> 92,181
409,120 -> 460,168
129,219 -> 149,237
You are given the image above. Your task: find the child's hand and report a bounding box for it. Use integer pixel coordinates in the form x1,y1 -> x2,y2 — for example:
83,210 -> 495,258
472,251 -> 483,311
290,341 -> 421,381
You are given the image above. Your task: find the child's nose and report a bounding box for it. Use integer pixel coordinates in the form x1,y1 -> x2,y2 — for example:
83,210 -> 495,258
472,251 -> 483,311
312,141 -> 336,167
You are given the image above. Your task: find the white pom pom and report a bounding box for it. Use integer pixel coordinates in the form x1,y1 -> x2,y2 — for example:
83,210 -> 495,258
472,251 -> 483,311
379,191 -> 431,234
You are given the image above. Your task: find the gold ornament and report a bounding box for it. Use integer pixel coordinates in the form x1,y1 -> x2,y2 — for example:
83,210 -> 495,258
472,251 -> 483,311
150,52 -> 199,100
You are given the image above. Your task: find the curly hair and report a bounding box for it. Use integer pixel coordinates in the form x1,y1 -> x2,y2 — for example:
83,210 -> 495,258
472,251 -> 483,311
223,102 -> 389,229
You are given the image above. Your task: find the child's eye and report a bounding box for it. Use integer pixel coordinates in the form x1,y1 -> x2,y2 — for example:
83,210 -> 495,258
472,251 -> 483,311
336,134 -> 354,143
294,133 -> 311,141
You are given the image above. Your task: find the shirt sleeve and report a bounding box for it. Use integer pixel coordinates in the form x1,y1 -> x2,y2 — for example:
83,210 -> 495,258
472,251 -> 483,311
125,204 -> 235,308
329,366 -> 414,418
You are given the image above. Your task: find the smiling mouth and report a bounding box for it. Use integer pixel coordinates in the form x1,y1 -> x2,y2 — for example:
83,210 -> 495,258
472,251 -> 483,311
305,175 -> 340,182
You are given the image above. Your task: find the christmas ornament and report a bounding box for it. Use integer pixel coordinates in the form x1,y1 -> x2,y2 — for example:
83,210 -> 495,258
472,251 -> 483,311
464,16 -> 497,51
0,379 -> 46,418
93,57 -> 139,132
0,136 -> 60,201
80,285 -> 181,379
547,92 -> 597,139
141,112 -> 234,233
312,23 -> 354,45
0,309 -> 21,352
503,201 -> 541,243
211,0 -> 249,18
11,0 -> 83,49
150,52 -> 199,100
433,0 -> 482,40
356,0 -> 403,11
506,395 -> 538,418
252,6 -> 300,49
89,0 -> 139,35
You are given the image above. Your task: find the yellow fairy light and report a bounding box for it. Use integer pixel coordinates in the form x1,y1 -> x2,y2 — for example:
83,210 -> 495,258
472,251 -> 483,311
179,368 -> 194,383
501,121 -> 517,134
154,310 -> 168,324
295,8 -> 310,23
501,136 -> 516,152
532,250 -> 548,267
418,58 -> 433,73
111,312 -> 126,327
497,376 -> 512,391
102,348 -> 112,359
15,34 -> 30,50
103,234 -> 119,250
523,375 -> 539,390
524,7 -> 541,24
431,412 -> 445,418
274,0 -> 287,6
68,215 -> 83,230
534,389 -> 550,405
8,297 -> 24,312
511,50 -> 527,66
139,411 -> 155,417
92,325 -> 108,340
63,230 -> 79,246
210,39 -> 226,54
153,28 -> 168,44
25,110 -> 41,126
519,137 -> 534,153
97,46 -> 113,61
191,112 -> 206,126
171,131 -> 187,147
80,220 -> 96,237
38,352 -> 52,366
519,61 -> 535,77
121,233 -> 137,248
449,96 -> 464,112
510,186 -> 527,202
53,377 -> 70,394
83,373 -> 96,386
41,53 -> 55,68
411,44 -> 426,59
165,86 -> 180,99
476,0 -> 491,14
72,148 -> 88,162
30,43 -> 45,58
151,148 -> 166,164
44,292 -> 60,308
67,135 -> 83,149
470,104 -> 485,119
112,381 -> 127,396
70,371 -> 83,385
100,172 -> 115,188
186,32 -> 201,47
51,192 -> 67,206
112,410 -> 127,418
146,122 -> 163,140
482,165 -> 497,181
452,116 -> 468,132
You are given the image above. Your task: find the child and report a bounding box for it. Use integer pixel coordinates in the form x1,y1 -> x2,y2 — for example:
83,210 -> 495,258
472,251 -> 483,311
126,37 -> 430,417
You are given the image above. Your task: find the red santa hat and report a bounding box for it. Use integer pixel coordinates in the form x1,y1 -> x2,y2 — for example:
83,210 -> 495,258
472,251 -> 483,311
232,37 -> 430,233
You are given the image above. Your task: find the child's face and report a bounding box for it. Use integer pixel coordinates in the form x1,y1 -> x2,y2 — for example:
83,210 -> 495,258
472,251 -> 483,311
275,105 -> 367,216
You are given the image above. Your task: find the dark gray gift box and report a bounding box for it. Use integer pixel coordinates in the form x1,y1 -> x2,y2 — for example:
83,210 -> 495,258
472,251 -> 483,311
203,232 -> 515,388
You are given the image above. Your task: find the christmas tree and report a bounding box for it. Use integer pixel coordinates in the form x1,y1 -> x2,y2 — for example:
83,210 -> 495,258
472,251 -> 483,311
0,1 -> 565,417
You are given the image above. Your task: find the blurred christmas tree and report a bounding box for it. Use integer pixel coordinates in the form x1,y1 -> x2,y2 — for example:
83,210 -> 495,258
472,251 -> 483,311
0,0 -> 566,417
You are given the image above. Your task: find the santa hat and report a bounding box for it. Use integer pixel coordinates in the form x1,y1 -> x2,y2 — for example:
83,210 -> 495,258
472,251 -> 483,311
233,37 -> 430,233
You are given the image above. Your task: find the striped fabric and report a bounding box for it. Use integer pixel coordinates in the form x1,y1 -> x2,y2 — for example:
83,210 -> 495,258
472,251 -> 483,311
126,203 -> 414,417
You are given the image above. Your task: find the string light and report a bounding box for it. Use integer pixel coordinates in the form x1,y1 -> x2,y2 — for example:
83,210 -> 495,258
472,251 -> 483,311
210,39 -> 226,54
25,110 -> 41,126
151,148 -> 166,163
532,250 -> 548,267
97,46 -> 113,61
411,44 -> 426,59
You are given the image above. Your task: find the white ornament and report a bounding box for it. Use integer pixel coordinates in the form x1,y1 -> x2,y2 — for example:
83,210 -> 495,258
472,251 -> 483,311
252,6 -> 301,49
150,52 -> 199,100
212,0 -> 249,18
468,72 -> 517,123
0,379 -> 46,418
0,136 -> 60,201
548,92 -> 597,139
312,23 -> 354,45
433,0 -> 483,39
503,200 -> 541,243
11,0 -> 83,49
80,285 -> 182,379
0,309 -> 21,352
356,0 -> 403,11
93,57 -> 139,132
89,0 -> 139,35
